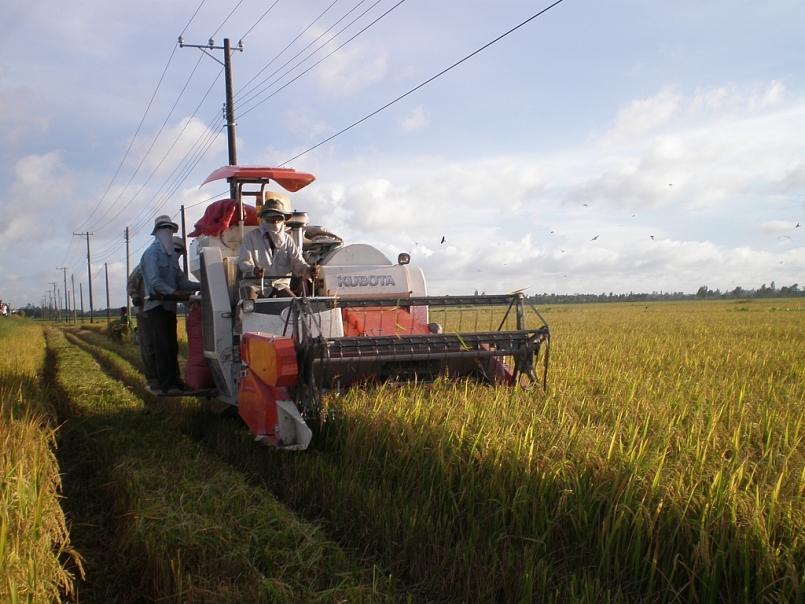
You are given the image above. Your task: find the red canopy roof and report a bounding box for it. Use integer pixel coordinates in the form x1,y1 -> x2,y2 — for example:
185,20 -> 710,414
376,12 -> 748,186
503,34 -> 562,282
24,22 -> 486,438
201,166 -> 316,192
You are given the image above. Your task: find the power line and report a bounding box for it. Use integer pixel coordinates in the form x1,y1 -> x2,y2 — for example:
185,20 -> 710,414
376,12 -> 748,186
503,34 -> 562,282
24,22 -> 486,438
124,113 -> 226,236
83,1 -> 383,251
84,2 -> 213,239
210,0 -> 244,40
92,67 -> 224,236
85,52 -> 207,233
63,47 -> 188,269
181,0 -> 208,37
237,0 -> 386,112
281,0 -> 567,165
238,0 -> 282,41
236,0 -> 345,97
239,0 -> 404,119
75,47 -> 181,235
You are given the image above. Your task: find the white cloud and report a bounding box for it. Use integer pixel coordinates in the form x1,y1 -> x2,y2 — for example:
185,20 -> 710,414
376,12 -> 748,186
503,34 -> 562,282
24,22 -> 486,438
564,83 -> 805,211
400,105 -> 428,132
761,221 -> 799,235
602,86 -> 682,144
0,151 -> 75,243
282,80 -> 805,295
760,80 -> 786,108
779,161 -> 805,191
0,72 -> 49,145
283,108 -> 330,141
127,117 -> 225,179
315,38 -> 387,96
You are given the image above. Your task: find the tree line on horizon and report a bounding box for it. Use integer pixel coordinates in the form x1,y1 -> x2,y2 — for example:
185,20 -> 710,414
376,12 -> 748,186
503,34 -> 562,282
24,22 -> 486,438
526,282 -> 802,305
9,281 -> 804,318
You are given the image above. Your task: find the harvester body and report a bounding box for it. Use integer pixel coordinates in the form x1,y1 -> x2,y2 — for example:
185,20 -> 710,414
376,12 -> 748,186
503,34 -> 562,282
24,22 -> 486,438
188,166 -> 550,450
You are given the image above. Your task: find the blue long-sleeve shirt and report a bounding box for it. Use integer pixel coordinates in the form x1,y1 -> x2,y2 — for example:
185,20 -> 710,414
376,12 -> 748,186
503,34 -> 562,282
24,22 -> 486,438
140,241 -> 200,313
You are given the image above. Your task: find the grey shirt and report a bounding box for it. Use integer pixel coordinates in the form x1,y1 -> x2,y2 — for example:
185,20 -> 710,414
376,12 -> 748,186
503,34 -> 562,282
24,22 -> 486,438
237,228 -> 309,292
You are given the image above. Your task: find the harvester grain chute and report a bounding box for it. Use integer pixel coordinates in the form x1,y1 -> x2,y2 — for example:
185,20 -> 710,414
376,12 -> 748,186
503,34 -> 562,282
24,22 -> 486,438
186,166 -> 550,451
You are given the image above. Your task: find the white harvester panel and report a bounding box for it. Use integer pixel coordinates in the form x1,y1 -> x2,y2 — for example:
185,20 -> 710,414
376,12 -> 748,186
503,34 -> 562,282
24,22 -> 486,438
318,244 -> 428,301
199,246 -> 239,403
241,300 -> 344,339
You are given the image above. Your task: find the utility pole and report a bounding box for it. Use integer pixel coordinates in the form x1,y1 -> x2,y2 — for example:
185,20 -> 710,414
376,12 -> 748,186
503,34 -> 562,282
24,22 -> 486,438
49,282 -> 59,321
179,36 -> 242,198
125,227 -> 131,317
105,262 -> 111,323
74,232 -> 94,323
57,267 -> 69,320
71,274 -> 77,324
180,205 -> 188,278
79,284 -> 84,324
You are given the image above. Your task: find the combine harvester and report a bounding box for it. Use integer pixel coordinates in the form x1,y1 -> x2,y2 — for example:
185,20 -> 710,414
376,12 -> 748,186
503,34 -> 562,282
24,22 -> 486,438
186,166 -> 551,451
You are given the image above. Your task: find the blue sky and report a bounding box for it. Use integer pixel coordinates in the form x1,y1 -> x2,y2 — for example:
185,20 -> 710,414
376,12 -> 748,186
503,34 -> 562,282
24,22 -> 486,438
1,0 -> 803,308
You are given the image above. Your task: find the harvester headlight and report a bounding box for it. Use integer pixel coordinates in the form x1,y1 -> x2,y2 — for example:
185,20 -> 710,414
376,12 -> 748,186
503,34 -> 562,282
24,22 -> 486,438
243,299 -> 255,313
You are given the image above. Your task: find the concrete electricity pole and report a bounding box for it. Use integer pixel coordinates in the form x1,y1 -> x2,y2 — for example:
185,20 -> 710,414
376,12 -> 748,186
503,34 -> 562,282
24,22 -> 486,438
74,232 -> 95,323
125,227 -> 131,317
49,282 -> 59,321
179,36 -> 242,198
105,262 -> 112,323
180,205 -> 189,279
57,267 -> 69,319
71,274 -> 77,323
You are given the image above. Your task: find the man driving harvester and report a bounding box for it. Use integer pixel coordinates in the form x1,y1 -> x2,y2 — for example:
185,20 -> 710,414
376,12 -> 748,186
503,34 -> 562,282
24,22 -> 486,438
237,191 -> 318,300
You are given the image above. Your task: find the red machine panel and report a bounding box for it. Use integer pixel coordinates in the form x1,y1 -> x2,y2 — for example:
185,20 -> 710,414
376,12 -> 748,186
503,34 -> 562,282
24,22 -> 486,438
241,332 -> 298,387
342,307 -> 431,337
238,369 -> 289,447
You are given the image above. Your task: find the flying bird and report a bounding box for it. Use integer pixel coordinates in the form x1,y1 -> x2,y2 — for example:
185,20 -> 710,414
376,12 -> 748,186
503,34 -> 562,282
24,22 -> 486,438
591,235 -> 599,241
583,203 -> 588,207
797,223 -> 801,228
440,236 -> 445,244
650,235 -> 654,240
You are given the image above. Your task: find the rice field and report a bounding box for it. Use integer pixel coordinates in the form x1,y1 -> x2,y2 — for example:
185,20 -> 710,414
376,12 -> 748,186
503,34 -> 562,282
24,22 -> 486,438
0,319 -> 80,602
229,299 -> 805,603
4,298 -> 804,602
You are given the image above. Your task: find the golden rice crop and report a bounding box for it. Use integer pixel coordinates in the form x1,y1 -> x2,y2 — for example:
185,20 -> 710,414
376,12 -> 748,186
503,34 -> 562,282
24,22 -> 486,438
261,300 -> 805,602
70,300 -> 805,603
0,320 -> 80,602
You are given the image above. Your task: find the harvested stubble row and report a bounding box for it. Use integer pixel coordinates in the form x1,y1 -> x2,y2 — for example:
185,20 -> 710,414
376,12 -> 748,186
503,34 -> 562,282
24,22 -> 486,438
0,320 -> 79,602
74,302 -> 805,603
47,327 -> 406,603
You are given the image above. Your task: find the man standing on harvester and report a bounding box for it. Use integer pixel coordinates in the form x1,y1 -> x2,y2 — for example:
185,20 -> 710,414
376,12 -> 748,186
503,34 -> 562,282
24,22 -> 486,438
237,192 -> 318,299
140,215 -> 201,396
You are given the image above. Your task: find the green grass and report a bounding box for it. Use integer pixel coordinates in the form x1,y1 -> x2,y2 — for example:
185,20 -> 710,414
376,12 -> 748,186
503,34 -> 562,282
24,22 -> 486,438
47,327 -> 410,602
